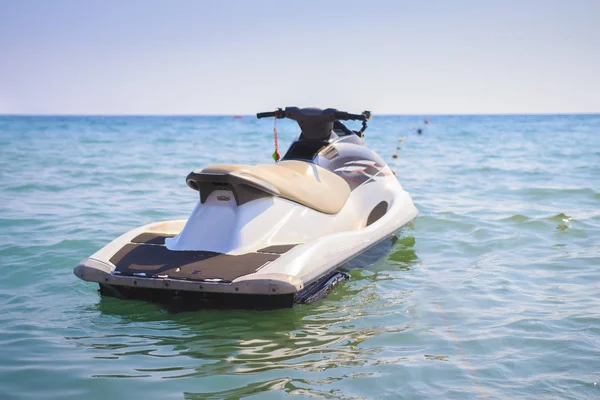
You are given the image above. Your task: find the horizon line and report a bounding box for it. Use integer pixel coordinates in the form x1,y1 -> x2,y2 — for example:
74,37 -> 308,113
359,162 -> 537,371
1,112 -> 599,117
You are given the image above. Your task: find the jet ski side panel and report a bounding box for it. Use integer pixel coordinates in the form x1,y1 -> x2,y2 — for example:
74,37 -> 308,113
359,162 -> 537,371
249,177 -> 418,285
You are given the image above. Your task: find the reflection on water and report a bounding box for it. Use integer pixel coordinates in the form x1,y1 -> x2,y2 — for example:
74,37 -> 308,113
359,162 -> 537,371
183,375 -> 370,399
342,231 -> 416,271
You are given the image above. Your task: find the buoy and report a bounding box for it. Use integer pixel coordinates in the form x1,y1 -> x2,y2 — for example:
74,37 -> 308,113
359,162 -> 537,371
392,154 -> 398,159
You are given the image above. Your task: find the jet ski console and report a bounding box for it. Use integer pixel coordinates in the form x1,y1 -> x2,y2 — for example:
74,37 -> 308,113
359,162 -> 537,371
257,107 -> 371,161
257,107 -> 371,141
186,107 -> 369,213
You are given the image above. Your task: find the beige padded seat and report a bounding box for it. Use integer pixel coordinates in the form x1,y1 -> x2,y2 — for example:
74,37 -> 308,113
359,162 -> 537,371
201,160 -> 351,214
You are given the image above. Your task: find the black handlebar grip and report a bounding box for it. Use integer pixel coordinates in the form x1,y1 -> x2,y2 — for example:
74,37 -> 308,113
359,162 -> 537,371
334,112 -> 366,121
257,108 -> 285,119
256,111 -> 277,119
347,113 -> 366,120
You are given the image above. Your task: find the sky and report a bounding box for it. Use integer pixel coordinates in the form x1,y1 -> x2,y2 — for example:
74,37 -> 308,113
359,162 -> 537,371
0,0 -> 598,115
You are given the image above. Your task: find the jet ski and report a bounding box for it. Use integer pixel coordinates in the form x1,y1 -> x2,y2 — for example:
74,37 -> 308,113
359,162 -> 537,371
74,107 -> 418,309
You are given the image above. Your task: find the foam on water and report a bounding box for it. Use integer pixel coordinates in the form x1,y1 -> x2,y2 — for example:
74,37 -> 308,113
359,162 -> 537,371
0,114 -> 599,399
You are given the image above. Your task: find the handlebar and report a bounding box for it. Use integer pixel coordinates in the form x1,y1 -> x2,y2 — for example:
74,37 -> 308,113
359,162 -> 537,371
257,107 -> 372,139
256,107 -> 371,121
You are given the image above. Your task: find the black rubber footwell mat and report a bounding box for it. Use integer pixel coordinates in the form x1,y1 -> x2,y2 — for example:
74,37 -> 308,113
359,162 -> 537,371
131,233 -> 176,245
110,244 -> 279,282
257,244 -> 298,254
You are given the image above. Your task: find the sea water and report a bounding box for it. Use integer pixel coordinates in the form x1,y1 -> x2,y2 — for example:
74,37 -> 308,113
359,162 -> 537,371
0,114 -> 598,399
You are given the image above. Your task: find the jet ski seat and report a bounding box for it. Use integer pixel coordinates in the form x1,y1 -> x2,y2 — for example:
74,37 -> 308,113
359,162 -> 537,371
187,160 -> 351,214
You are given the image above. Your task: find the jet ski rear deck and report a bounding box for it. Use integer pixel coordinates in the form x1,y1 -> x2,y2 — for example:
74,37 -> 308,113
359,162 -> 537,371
97,234 -> 350,310
110,233 -> 293,283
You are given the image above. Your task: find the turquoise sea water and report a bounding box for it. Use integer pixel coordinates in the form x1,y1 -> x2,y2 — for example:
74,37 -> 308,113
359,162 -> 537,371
0,114 -> 599,399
